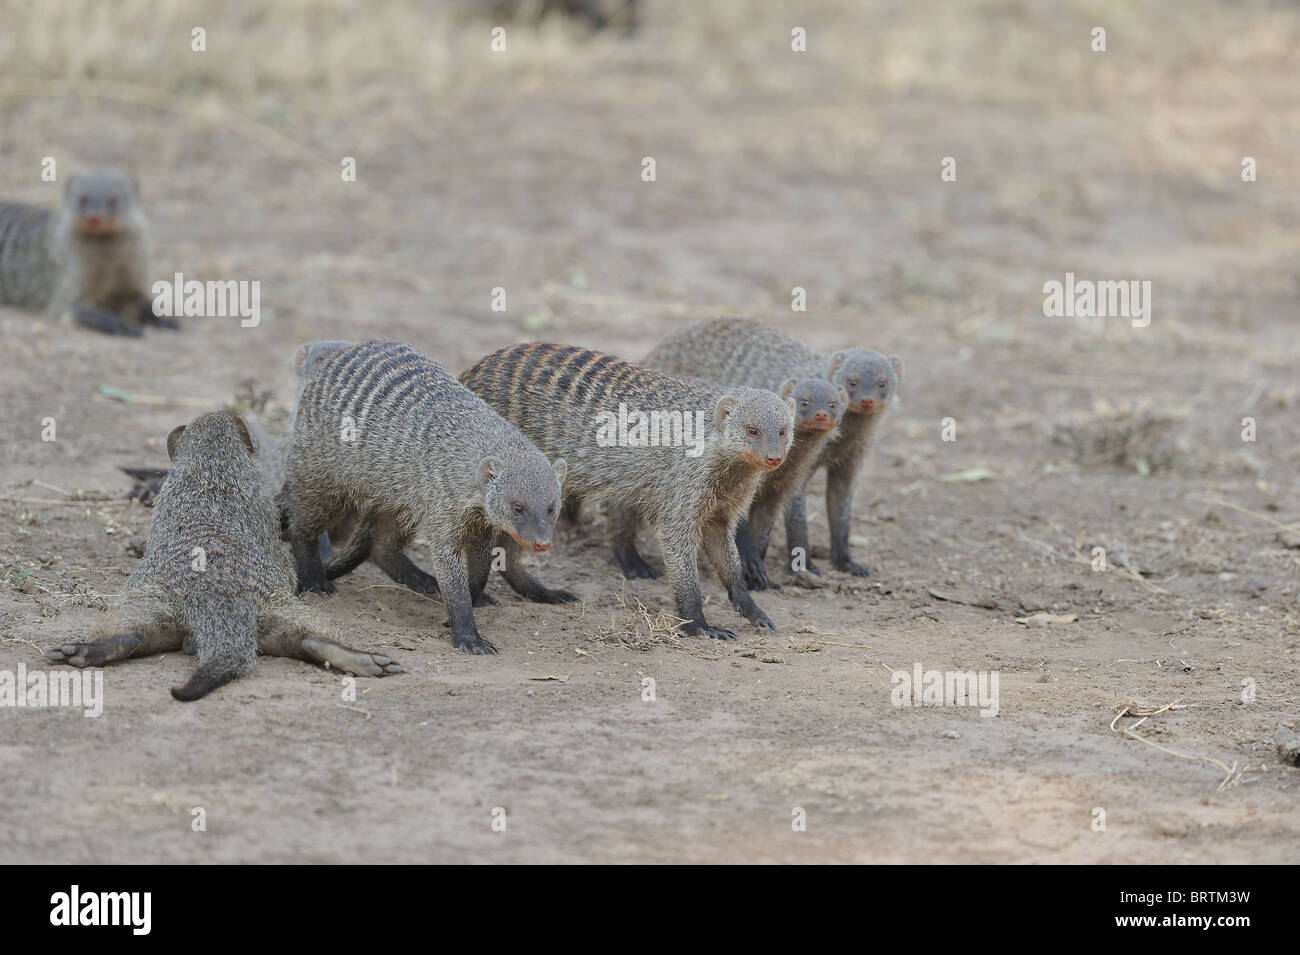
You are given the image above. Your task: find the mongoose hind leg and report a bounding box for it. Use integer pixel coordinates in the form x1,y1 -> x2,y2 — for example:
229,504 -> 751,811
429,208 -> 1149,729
826,470 -> 870,577
323,512 -> 375,581
73,302 -> 142,337
609,503 -> 661,579
499,536 -> 577,604
702,517 -> 776,632
783,493 -> 822,576
45,593 -> 182,666
735,517 -> 778,592
368,516 -> 441,597
284,487 -> 339,595
257,602 -> 404,677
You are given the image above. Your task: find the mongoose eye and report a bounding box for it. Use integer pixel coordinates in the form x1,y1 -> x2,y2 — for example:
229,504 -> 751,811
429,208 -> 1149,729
878,379 -> 887,388
746,426 -> 759,437
799,399 -> 809,407
512,503 -> 525,515
779,429 -> 787,437
847,379 -> 859,388
547,504 -> 555,515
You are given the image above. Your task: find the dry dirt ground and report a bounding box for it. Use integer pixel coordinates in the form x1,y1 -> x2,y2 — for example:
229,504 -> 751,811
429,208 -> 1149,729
1,1 -> 1298,863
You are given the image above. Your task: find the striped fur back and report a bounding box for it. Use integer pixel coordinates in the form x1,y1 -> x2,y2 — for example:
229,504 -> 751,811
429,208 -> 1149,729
0,202 -> 57,309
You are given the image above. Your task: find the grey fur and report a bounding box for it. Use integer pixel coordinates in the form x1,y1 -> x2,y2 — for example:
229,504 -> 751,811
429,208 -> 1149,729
281,339 -> 568,655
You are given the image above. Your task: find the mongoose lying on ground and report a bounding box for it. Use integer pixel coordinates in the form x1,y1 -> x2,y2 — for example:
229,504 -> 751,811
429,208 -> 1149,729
642,318 -> 899,577
281,340 -> 568,655
44,410 -> 401,700
460,342 -> 794,639
643,320 -> 849,589
0,169 -> 175,337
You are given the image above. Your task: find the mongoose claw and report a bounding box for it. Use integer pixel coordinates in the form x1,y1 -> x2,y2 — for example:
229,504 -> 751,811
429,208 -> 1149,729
683,621 -> 737,641
801,558 -> 823,577
534,588 -> 579,604
73,303 -> 143,337
741,559 -> 780,592
298,577 -> 337,596
472,592 -> 498,607
453,633 -> 498,655
138,300 -> 180,329
833,558 -> 871,577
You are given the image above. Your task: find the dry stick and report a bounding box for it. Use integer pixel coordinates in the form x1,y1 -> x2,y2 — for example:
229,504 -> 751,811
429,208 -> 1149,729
1111,702 -> 1242,791
1013,532 -> 1169,595
1200,496 -> 1300,534
807,638 -> 873,650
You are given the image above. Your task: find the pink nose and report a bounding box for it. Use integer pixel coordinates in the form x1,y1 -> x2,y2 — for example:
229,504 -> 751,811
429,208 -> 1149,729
813,411 -> 828,421
765,456 -> 783,467
532,541 -> 550,553
84,216 -> 102,227
861,398 -> 874,408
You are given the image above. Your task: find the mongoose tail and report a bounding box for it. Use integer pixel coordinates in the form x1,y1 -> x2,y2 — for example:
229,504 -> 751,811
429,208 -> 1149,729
170,600 -> 258,701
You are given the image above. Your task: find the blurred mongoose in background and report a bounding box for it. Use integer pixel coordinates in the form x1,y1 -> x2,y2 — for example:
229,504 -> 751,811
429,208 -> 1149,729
282,340 -> 568,655
44,410 -> 402,700
460,342 -> 794,639
0,169 -> 176,337
643,319 -> 849,589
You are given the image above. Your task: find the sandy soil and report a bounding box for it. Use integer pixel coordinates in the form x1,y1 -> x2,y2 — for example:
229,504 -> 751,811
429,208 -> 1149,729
1,0 -> 1298,863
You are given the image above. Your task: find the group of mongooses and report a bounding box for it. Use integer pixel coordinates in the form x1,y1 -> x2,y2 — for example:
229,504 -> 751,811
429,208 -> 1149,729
11,173 -> 899,699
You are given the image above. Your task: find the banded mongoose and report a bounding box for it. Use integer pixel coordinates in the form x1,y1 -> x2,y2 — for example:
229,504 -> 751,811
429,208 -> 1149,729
44,410 -> 402,701
459,343 -> 795,639
644,323 -> 850,589
0,169 -> 175,337
641,318 -> 900,578
281,339 -> 569,655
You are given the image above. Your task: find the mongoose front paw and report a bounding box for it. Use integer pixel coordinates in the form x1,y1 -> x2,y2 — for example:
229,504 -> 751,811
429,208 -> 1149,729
297,577 -> 337,596
801,558 -> 823,577
73,304 -> 143,337
532,588 -> 579,604
683,620 -> 737,640
741,558 -> 780,591
833,558 -> 871,577
452,633 -> 498,655
472,592 -> 498,607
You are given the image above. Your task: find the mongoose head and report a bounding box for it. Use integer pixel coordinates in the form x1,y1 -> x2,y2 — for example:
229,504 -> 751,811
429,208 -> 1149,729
827,349 -> 902,415
166,410 -> 258,463
715,387 -> 795,471
65,170 -> 140,237
780,378 -> 848,433
479,454 -> 568,553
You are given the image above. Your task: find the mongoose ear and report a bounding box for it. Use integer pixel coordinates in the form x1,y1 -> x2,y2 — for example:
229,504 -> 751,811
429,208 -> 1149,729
292,343 -> 313,376
552,458 -> 567,487
231,413 -> 257,456
714,394 -> 738,428
889,355 -> 903,382
778,379 -> 796,398
166,425 -> 187,461
478,457 -> 499,489
827,352 -> 845,377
